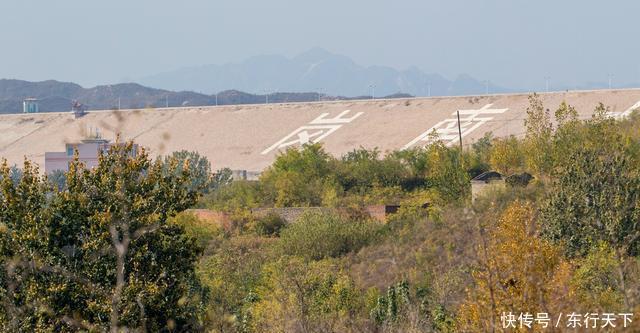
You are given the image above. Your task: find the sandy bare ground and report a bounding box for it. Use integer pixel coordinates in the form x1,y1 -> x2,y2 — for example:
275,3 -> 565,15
1,89 -> 639,172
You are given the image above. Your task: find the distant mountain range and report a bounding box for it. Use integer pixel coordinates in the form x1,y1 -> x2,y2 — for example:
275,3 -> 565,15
0,79 -> 412,114
3,48 -> 636,114
138,48 -> 511,97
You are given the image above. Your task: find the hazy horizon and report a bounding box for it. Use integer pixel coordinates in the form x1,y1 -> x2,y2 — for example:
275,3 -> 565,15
1,0 -> 639,91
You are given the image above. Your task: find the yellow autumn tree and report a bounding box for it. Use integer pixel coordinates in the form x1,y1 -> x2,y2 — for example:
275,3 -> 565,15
489,136 -> 524,175
249,257 -> 363,333
458,201 -> 574,332
523,94 -> 554,176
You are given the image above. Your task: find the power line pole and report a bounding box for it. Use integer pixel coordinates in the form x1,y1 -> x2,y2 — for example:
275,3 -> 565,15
608,74 -> 613,89
457,110 -> 463,150
544,76 -> 550,92
165,94 -> 169,108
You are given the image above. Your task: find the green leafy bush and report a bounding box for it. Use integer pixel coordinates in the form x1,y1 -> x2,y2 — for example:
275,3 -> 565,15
278,211 -> 382,260
170,211 -> 224,251
251,212 -> 287,237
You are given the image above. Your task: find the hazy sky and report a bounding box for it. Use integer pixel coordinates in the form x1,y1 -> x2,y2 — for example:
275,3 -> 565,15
1,0 -> 638,90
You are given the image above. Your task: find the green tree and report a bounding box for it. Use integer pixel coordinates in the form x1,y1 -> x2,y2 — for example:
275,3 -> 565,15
1,164 -> 23,185
211,167 -> 233,191
554,100 -> 578,127
467,132 -> 493,178
422,142 -> 470,201
336,148 -> 406,194
260,144 -> 339,207
47,169 -> 67,191
570,242 -> 625,312
542,136 -> 640,257
251,257 -> 363,333
542,130 -> 640,307
205,180 -> 263,212
251,213 -> 287,237
163,150 -> 213,193
523,94 -> 553,175
489,136 -> 524,175
389,148 -> 429,190
0,142 -> 207,332
198,235 -> 274,332
370,280 -> 455,332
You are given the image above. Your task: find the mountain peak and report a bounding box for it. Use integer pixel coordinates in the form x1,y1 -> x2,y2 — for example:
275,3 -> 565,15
138,49 -> 507,97
293,47 -> 339,63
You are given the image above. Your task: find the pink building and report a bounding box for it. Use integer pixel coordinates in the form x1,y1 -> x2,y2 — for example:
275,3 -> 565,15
44,139 -> 137,173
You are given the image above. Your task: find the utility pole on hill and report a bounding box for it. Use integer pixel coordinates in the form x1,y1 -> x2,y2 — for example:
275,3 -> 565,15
608,74 -> 614,89
457,110 -> 463,150
545,76 -> 550,92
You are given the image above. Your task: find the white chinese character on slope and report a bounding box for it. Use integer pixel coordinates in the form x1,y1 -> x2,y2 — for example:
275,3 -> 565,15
404,104 -> 508,149
608,100 -> 640,119
309,110 -> 363,124
262,110 -> 364,155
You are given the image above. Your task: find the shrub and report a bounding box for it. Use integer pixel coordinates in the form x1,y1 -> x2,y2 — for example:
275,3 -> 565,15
259,144 -> 338,207
278,211 -> 382,260
251,212 -> 287,237
47,169 -> 67,191
203,180 -> 263,212
170,211 -> 224,251
162,150 -> 213,192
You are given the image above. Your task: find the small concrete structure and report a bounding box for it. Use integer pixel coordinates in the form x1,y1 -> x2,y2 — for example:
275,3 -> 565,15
71,100 -> 87,118
231,169 -> 261,181
44,138 -> 138,174
471,171 -> 505,201
23,98 -> 39,113
365,205 -> 400,222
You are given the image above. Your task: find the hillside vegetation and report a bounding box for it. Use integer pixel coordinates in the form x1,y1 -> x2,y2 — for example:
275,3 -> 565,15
1,94 -> 640,332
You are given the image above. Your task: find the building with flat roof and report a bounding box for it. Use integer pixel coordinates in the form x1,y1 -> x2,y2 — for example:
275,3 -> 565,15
23,98 -> 39,113
44,138 -> 138,174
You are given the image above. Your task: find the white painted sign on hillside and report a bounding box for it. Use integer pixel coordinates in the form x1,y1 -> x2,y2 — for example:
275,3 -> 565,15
608,100 -> 640,119
404,104 -> 508,149
261,110 -> 364,155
